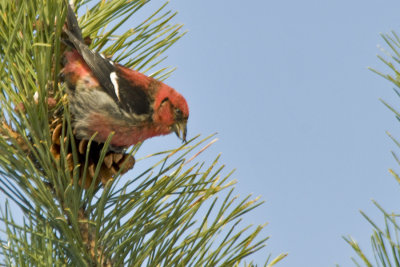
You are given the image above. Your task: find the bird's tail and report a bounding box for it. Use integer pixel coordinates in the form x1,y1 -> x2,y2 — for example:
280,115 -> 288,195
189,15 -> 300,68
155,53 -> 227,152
63,3 -> 83,45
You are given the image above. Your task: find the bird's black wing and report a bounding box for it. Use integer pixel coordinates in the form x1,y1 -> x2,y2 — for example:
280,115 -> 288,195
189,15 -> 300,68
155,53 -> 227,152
65,5 -> 151,115
64,30 -> 118,101
115,67 -> 152,115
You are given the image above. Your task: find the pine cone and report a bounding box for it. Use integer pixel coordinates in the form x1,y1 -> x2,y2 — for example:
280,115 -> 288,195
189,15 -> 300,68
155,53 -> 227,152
50,120 -> 135,189
8,93 -> 134,189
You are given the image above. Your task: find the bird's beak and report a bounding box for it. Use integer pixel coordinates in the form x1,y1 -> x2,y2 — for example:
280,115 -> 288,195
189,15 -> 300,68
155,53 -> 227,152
172,121 -> 187,142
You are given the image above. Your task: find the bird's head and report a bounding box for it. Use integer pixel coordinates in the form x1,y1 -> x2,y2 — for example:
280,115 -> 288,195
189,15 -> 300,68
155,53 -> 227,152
153,83 -> 189,142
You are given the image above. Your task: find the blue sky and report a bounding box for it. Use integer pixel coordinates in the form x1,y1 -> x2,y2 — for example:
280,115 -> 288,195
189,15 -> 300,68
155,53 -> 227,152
137,0 -> 400,265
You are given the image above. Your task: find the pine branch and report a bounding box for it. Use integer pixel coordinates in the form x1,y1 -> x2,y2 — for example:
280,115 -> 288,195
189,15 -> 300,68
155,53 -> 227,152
346,31 -> 400,266
0,0 -> 286,266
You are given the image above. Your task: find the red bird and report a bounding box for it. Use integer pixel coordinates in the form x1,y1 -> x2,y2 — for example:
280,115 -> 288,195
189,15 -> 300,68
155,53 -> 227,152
61,5 -> 189,149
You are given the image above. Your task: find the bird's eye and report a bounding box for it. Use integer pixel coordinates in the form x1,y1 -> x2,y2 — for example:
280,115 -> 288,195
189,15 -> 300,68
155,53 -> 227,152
174,108 -> 183,119
161,97 -> 169,104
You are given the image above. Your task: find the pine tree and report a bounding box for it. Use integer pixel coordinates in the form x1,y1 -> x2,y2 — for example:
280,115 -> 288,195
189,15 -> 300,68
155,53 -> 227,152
0,0 -> 287,266
344,32 -> 400,266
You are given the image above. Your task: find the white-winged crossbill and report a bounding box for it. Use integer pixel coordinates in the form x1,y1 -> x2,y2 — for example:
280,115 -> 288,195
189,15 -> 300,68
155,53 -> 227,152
61,5 -> 189,149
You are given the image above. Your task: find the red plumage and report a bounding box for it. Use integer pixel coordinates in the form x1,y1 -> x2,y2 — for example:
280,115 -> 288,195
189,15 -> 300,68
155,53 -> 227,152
62,6 -> 188,149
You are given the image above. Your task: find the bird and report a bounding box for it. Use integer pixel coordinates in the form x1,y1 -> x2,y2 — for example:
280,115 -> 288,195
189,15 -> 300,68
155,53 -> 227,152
61,4 -> 189,149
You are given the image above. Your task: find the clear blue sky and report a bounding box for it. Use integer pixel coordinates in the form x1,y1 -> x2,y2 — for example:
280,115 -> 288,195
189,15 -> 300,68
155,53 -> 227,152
138,0 -> 400,265
2,0 -> 400,266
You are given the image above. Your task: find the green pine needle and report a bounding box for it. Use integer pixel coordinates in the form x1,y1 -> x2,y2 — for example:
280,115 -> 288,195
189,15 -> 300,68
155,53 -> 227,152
0,0 -> 285,266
